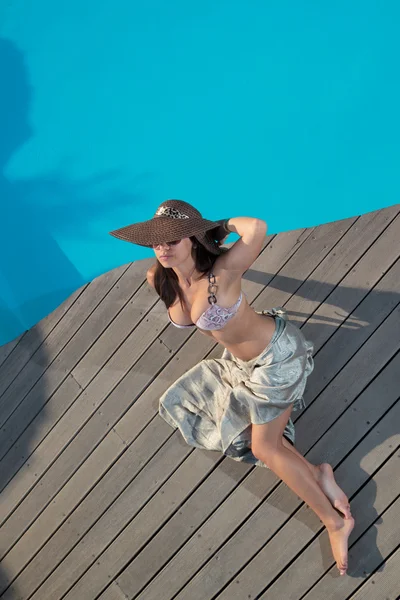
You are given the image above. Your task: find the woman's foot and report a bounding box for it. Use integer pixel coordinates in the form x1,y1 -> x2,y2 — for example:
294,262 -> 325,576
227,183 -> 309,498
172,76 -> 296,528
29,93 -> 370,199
317,463 -> 352,519
327,517 -> 355,575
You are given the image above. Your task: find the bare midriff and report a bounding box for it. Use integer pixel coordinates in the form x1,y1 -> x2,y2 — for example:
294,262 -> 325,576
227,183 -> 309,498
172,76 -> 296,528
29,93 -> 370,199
198,298 -> 277,362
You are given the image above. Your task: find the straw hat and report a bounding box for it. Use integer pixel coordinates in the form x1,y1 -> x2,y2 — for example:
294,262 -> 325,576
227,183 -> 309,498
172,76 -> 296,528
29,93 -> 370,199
109,199 -> 227,255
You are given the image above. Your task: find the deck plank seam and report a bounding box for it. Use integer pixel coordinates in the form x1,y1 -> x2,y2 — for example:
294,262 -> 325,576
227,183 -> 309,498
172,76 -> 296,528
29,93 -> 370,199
0,424 -> 181,599
296,491 -> 400,600
0,285 -> 87,402
0,291 -> 176,518
0,264 -> 132,428
31,439 -> 197,600
296,302 -> 400,437
205,436 -> 400,600
345,543 -> 400,600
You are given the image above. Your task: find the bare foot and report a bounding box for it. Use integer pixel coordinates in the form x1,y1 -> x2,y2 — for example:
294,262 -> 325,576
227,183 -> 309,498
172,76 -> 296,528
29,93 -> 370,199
327,517 -> 355,575
317,463 -> 352,519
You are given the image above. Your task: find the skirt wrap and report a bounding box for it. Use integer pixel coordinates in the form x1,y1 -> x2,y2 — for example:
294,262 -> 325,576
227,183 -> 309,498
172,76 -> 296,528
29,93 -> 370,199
159,308 -> 314,467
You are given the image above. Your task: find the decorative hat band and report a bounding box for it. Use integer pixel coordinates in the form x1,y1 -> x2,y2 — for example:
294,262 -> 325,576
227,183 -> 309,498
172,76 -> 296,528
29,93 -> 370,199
154,206 -> 190,219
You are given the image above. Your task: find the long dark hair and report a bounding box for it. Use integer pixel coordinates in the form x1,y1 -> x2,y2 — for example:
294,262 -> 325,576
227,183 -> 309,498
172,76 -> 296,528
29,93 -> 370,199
153,235 -> 228,310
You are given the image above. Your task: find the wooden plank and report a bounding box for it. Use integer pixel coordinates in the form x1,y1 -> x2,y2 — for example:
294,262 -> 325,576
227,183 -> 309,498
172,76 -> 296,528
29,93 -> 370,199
252,215 -> 358,311
0,333 -> 24,368
301,211 -> 400,353
223,434 -> 400,599
0,427 -> 126,594
0,282 -> 159,492
0,227 -> 314,596
0,265 -> 129,428
135,347 -> 400,600
25,432 -> 193,600
0,285 -> 84,398
301,495 -> 400,600
1,332 -> 203,576
0,261 -> 151,463
0,418 -> 174,597
0,272 -> 166,524
283,204 -> 399,327
301,255 -> 400,407
295,303 -> 400,460
0,374 -> 82,494
0,336 -> 171,551
98,581 -> 129,600
71,262 -> 156,388
62,450 -> 223,599
348,546 -> 400,600
136,468 -> 278,600
254,211 -> 400,358
115,458 -> 252,599
0,229 -> 308,588
263,445 -> 400,599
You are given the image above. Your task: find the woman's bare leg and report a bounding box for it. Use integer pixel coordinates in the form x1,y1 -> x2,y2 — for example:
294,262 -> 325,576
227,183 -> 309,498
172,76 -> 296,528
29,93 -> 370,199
252,407 -> 354,576
282,437 -> 351,519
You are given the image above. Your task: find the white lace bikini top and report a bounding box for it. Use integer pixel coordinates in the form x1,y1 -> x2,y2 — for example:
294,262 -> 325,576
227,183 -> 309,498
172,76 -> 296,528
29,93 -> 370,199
167,271 -> 243,331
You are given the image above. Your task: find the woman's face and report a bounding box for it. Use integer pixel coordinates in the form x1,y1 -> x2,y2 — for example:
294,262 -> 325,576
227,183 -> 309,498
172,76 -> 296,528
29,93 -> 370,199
153,237 -> 194,266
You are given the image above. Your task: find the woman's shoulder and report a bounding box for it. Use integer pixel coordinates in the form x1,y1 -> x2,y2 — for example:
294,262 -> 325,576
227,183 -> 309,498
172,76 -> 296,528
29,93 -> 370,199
146,264 -> 157,288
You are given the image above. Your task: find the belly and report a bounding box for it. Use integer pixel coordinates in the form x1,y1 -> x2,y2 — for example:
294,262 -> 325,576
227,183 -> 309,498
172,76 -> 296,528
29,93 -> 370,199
202,311 -> 277,362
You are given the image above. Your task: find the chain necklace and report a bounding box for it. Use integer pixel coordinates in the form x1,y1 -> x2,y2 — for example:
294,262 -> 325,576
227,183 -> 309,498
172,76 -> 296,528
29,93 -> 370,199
207,272 -> 218,305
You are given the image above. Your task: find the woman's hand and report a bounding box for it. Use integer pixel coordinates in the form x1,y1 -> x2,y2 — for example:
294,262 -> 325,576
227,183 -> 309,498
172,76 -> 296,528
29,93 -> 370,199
208,219 -> 230,244
218,234 -> 229,247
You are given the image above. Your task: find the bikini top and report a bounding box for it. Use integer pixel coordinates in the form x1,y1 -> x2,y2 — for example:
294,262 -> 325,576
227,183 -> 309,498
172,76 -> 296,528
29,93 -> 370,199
167,271 -> 243,331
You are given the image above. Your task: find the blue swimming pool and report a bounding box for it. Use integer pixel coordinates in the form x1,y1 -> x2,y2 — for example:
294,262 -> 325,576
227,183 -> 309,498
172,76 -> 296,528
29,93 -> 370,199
1,0 -> 399,345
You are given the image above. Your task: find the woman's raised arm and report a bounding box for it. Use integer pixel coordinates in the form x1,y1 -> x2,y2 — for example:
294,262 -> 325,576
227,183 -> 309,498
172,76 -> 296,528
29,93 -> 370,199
217,217 -> 267,276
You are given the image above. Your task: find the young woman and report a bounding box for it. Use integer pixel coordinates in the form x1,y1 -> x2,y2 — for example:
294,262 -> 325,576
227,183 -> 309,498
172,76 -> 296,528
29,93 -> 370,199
110,199 -> 354,575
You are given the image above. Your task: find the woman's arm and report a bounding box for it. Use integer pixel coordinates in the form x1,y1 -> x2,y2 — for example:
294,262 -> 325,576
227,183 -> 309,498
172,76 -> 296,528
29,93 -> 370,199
216,217 -> 267,276
224,217 -> 267,239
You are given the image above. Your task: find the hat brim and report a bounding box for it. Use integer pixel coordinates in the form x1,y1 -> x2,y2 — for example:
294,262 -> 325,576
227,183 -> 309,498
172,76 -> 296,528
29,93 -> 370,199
109,216 -> 221,247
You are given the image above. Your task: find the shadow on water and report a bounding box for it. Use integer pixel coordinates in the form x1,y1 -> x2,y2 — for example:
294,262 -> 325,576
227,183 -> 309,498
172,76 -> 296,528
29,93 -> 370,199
0,38 -> 86,344
0,37 -> 144,346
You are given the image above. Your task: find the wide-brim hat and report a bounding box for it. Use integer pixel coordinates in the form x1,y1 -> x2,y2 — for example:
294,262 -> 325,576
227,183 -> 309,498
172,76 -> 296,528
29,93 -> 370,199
109,199 -> 224,255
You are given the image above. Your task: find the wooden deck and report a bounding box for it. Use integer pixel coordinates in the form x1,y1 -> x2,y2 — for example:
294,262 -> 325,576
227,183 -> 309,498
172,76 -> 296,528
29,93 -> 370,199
0,204 -> 399,600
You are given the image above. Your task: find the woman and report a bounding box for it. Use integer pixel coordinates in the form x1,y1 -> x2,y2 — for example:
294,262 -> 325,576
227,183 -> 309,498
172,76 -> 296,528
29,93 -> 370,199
110,199 -> 354,576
